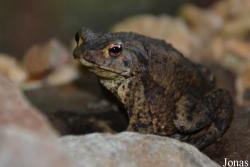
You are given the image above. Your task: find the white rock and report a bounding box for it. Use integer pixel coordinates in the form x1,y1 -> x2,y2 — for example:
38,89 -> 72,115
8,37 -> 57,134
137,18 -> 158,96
60,132 -> 219,167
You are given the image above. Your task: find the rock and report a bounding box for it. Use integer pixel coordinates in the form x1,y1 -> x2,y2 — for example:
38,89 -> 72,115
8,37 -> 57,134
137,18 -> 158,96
211,0 -> 229,19
22,63 -> 79,90
23,39 -> 70,78
216,39 -> 250,74
22,39 -> 79,90
223,17 -> 250,38
0,75 -> 55,136
0,126 -> 72,167
180,4 -> 223,38
224,39 -> 250,61
0,54 -> 27,85
45,63 -> 79,86
0,75 -> 72,167
209,37 -> 226,62
212,0 -> 250,22
209,0 -> 250,55
112,14 -> 200,57
201,38 -> 250,74
178,0 -> 250,66
60,132 -> 219,167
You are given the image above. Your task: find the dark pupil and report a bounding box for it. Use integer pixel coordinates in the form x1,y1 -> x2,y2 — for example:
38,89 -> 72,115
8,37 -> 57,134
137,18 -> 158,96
109,46 -> 122,55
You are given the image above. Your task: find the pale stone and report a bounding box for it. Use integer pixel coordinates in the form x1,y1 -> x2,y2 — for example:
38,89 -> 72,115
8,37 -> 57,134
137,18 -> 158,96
0,54 -> 27,85
60,132 -> 220,167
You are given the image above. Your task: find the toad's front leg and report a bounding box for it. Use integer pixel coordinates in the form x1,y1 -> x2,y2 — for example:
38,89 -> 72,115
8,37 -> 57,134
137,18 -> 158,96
174,89 -> 233,149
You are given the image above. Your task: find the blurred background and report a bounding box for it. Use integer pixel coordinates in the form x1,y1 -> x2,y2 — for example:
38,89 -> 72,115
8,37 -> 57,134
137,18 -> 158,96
0,0 -> 215,57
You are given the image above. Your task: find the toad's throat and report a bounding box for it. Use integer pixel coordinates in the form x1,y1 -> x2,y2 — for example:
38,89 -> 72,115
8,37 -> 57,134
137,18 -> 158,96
79,58 -> 130,78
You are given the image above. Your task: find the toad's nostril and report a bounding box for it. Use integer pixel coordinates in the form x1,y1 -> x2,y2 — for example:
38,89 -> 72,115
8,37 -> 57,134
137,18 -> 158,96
75,31 -> 80,44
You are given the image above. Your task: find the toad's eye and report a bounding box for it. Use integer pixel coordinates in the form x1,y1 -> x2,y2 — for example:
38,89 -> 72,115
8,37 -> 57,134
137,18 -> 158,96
108,44 -> 122,57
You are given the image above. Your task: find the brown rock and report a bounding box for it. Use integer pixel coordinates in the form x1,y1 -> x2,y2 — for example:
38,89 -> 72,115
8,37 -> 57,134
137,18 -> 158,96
22,39 -> 79,90
225,39 -> 250,61
180,4 -> 223,37
223,17 -> 250,38
23,39 -> 70,78
22,63 -> 79,90
211,0 -> 229,19
45,63 -> 79,87
219,39 -> 250,74
0,54 -> 27,85
202,38 -> 250,74
112,14 -> 200,57
212,0 -> 250,22
209,37 -> 226,62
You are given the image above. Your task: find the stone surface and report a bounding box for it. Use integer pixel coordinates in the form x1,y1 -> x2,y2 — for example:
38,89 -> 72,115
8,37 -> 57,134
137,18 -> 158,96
21,39 -> 79,90
0,126 -> 72,167
23,39 -> 70,78
0,54 -> 27,85
46,63 -> 79,86
22,63 -> 79,90
60,132 -> 219,167
223,17 -> 250,38
0,75 -> 72,167
224,39 -> 250,61
212,0 -> 250,19
180,4 -> 223,37
0,75 -> 55,137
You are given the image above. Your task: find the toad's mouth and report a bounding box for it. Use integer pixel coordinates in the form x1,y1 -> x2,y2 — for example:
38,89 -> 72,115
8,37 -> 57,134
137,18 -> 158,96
79,58 -> 131,79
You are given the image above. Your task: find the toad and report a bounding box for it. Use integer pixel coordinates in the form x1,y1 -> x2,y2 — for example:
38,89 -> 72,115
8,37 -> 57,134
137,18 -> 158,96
73,28 -> 233,149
